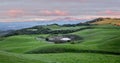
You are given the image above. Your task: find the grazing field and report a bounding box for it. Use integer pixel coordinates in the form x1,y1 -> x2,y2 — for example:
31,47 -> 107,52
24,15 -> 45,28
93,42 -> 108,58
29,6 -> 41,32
0,24 -> 120,63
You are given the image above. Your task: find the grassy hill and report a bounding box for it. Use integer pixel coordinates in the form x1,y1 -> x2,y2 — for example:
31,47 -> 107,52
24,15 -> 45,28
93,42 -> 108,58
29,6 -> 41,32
0,51 -> 45,63
0,19 -> 120,63
89,18 -> 120,25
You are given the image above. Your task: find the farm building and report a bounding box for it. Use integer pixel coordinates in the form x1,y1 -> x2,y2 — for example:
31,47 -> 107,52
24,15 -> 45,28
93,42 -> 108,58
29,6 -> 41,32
46,36 -> 71,43
46,34 -> 83,44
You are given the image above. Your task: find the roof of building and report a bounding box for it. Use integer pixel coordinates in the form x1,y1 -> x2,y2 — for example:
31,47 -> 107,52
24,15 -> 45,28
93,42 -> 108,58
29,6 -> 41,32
60,38 -> 71,41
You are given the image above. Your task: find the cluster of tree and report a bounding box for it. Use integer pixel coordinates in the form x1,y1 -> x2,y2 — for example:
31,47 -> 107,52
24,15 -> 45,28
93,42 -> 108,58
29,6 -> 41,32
62,23 -> 91,27
3,26 -> 92,37
2,21 -> 94,37
85,18 -> 104,24
49,27 -> 92,34
3,26 -> 50,37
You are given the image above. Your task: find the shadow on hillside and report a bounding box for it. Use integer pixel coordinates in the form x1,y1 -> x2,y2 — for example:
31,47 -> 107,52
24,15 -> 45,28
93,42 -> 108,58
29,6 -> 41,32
76,50 -> 120,55
26,49 -> 120,55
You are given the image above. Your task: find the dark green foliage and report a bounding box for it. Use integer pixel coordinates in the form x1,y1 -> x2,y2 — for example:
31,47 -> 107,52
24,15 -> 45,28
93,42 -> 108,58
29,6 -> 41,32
85,18 -> 104,24
48,27 -> 92,34
62,23 -> 91,27
1,21 -> 93,37
26,45 -> 120,55
3,26 -> 93,37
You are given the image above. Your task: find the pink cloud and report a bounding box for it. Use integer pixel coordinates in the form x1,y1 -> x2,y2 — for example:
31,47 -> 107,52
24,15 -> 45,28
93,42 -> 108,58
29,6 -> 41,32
40,10 -> 69,16
6,9 -> 24,17
54,10 -> 68,16
98,10 -> 120,15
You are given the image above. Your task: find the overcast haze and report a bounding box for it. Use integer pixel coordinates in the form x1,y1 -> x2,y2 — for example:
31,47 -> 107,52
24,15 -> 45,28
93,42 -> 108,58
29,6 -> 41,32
0,0 -> 120,22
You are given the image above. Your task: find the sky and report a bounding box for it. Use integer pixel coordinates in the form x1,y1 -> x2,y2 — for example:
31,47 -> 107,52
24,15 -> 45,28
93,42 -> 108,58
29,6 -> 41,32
0,0 -> 120,22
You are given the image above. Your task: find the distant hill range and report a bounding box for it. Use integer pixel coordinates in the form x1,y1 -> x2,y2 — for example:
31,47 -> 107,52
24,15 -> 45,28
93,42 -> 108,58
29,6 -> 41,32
0,17 -> 88,31
1,18 -> 120,37
1,18 -> 120,31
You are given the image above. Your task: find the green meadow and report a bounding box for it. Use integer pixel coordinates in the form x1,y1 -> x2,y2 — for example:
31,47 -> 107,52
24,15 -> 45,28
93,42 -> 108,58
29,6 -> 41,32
0,24 -> 120,63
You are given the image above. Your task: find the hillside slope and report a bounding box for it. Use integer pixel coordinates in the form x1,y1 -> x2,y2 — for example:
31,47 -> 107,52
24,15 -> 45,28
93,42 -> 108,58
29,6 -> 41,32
0,51 -> 45,63
88,18 -> 120,25
0,23 -> 120,63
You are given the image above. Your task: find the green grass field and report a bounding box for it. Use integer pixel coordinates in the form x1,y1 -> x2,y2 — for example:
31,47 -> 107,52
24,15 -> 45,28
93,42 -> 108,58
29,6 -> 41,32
0,24 -> 120,63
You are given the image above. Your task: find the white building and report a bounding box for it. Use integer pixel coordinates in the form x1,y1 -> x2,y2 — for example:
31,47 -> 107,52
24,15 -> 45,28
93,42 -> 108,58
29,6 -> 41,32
60,38 -> 71,41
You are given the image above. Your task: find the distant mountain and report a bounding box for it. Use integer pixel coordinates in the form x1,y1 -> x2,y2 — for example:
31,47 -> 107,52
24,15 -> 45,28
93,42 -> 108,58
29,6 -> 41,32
52,17 -> 87,22
0,18 -> 88,31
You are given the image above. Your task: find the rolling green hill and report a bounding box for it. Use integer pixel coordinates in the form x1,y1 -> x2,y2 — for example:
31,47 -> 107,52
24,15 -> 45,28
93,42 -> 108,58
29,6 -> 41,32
0,20 -> 120,63
0,51 -> 45,63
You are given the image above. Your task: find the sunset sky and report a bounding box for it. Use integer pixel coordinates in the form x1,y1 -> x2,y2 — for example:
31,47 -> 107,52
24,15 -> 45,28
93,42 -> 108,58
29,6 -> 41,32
0,0 -> 120,22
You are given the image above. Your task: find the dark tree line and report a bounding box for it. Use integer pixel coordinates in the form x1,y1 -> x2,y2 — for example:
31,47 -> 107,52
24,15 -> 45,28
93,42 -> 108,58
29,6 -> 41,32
2,22 -> 94,37
3,26 -> 93,37
62,23 -> 91,27
85,18 -> 104,24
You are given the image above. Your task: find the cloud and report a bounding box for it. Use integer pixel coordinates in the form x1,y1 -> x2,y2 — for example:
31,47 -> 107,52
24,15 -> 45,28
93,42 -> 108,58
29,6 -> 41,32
98,10 -> 120,15
4,9 -> 69,17
40,10 -> 69,16
6,9 -> 24,17
52,0 -> 86,2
